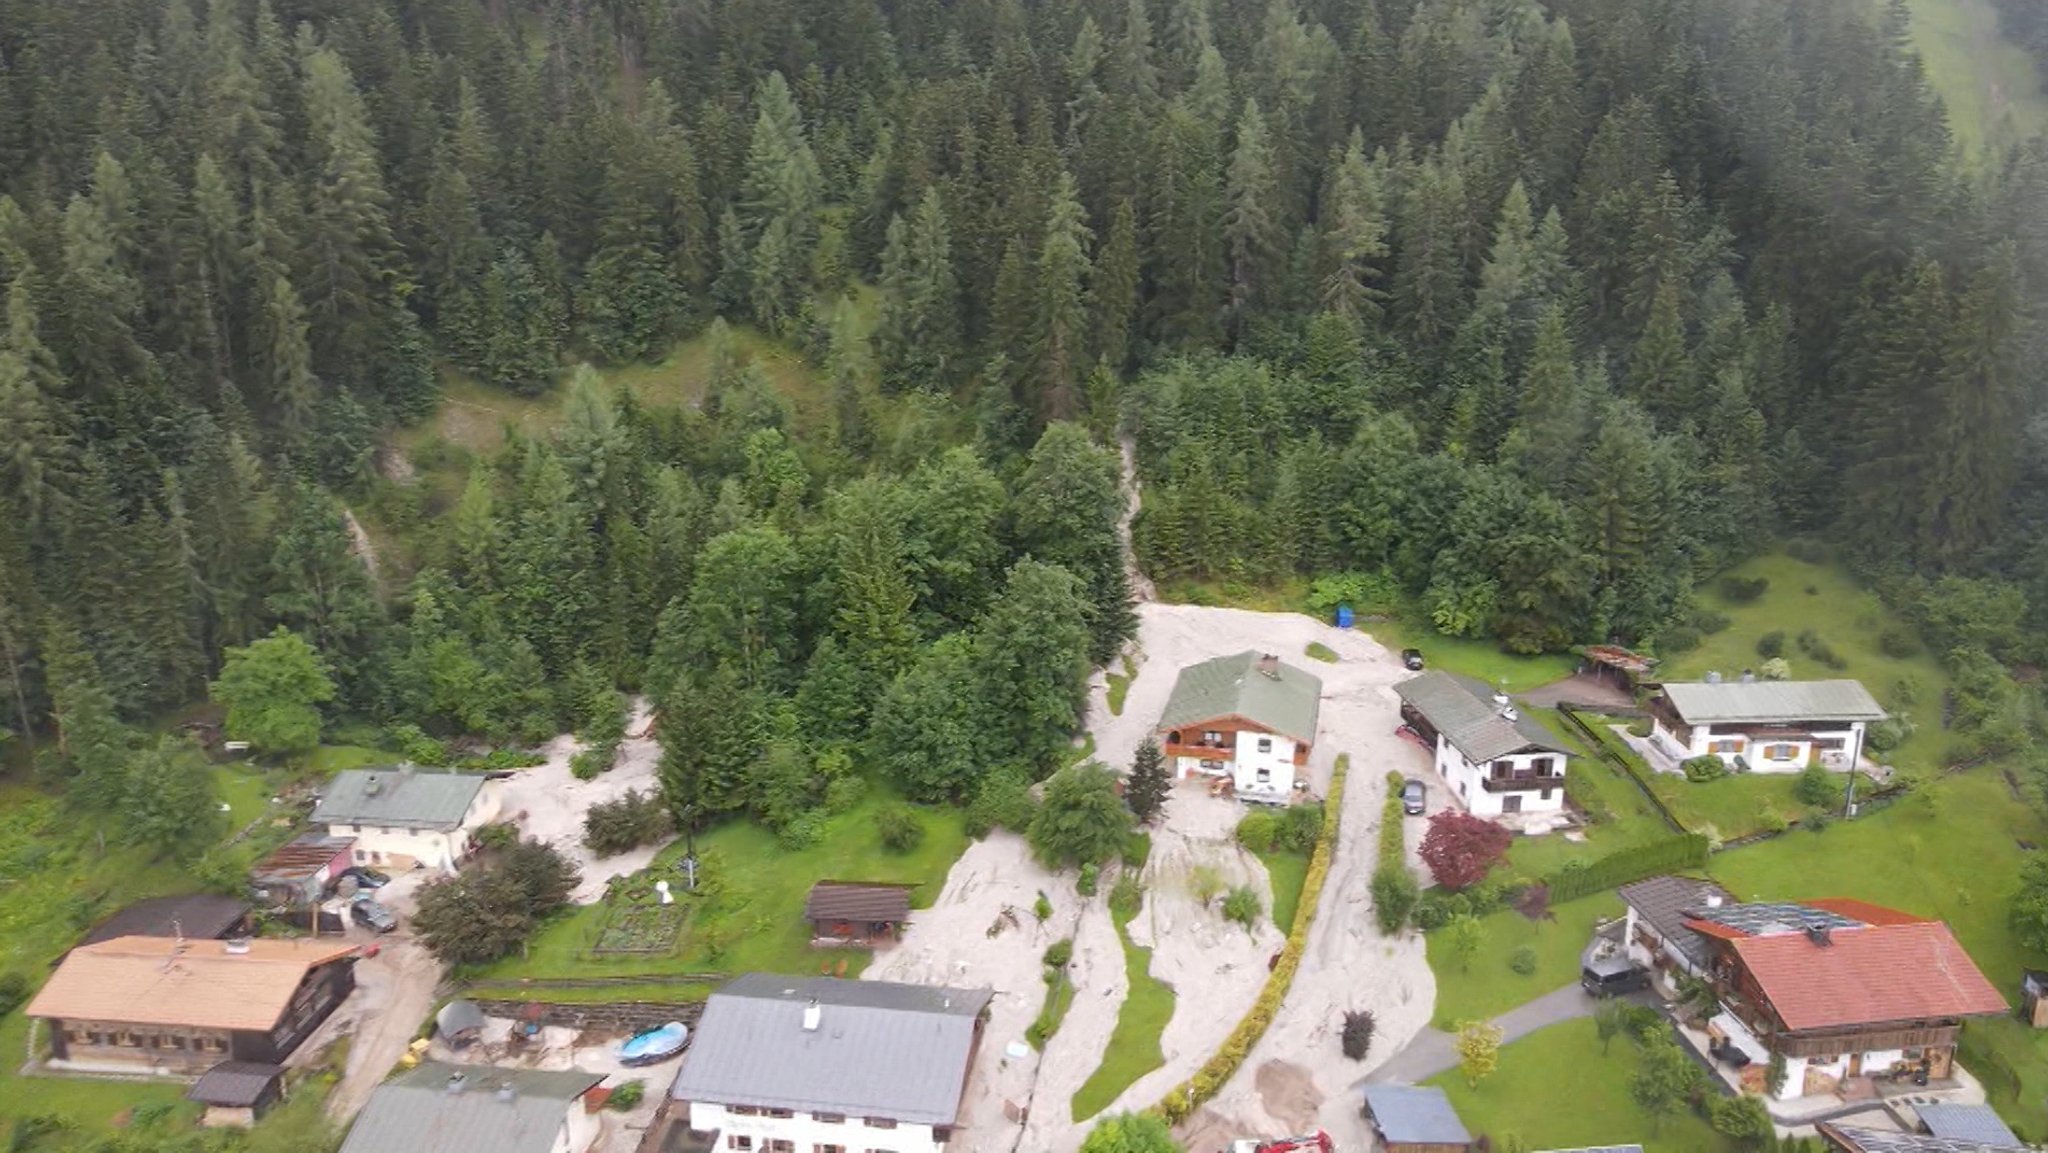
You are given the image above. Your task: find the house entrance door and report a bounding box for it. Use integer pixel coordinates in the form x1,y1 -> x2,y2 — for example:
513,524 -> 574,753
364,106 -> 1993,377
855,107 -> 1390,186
1503,794 -> 1523,814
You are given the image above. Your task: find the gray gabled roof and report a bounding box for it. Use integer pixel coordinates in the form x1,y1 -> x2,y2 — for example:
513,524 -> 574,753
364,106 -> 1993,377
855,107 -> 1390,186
1916,1105 -> 2022,1147
1157,652 -> 1323,744
84,894 -> 249,945
668,975 -> 991,1125
314,768 -> 486,830
1394,672 -> 1571,763
1617,875 -> 1736,969
1361,1085 -> 1472,1146
187,1062 -> 284,1108
1659,679 -> 1885,725
1819,1123 -> 2026,1153
338,1062 -> 604,1153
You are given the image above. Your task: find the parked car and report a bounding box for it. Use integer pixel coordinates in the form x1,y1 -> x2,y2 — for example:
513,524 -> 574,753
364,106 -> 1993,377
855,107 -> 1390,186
1580,955 -> 1650,997
351,897 -> 399,934
341,866 -> 390,889
1400,778 -> 1427,815
1401,648 -> 1425,671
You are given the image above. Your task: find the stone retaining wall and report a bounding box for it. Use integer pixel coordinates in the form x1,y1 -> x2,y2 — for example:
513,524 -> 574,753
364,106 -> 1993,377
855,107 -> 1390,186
470,999 -> 705,1035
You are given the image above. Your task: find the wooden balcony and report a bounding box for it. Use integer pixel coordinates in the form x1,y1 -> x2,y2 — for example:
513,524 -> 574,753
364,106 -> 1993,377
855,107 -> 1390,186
1479,772 -> 1566,793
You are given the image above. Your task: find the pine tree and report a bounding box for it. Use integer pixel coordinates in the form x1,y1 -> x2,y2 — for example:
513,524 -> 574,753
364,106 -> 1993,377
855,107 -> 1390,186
1393,155 -> 1469,349
297,48 -> 397,387
1089,198 -> 1141,372
875,188 -> 962,391
1031,172 -> 1094,428
1126,737 -> 1171,823
738,73 -> 823,331
1318,130 -> 1391,327
1223,99 -> 1283,337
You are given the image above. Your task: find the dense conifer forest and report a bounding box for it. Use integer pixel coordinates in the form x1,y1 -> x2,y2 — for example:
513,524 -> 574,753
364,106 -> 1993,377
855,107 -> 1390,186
2,0 -> 2047,832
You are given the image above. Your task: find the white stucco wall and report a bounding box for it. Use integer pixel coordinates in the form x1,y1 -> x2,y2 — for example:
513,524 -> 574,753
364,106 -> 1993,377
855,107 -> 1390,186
1232,733 -> 1295,800
1716,1011 -> 1912,1100
1434,739 -> 1565,817
554,1102 -> 601,1153
327,785 -> 501,873
1657,720 -> 1867,773
689,1102 -> 942,1153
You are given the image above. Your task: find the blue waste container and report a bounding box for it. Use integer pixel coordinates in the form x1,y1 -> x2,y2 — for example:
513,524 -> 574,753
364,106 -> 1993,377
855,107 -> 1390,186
1334,605 -> 1355,629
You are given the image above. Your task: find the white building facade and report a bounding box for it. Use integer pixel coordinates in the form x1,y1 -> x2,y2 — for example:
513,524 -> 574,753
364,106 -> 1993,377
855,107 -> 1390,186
312,768 -> 499,874
1157,652 -> 1322,806
1396,671 -> 1571,818
1647,679 -> 1885,774
689,1102 -> 945,1153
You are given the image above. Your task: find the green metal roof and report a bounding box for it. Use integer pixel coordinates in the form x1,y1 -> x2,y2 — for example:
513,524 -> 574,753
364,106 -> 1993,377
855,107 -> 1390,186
312,768 -> 486,830
1156,652 -> 1322,744
1658,679 -> 1885,724
1393,671 -> 1571,763
338,1062 -> 605,1153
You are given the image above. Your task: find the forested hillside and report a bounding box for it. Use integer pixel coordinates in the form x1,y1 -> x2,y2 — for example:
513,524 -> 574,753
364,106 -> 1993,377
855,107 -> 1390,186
1,0 -> 2046,803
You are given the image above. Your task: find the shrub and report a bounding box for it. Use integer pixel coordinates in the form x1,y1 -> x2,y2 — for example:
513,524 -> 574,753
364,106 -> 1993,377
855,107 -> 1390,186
1755,800 -> 1788,834
1276,804 -> 1322,852
1235,810 -> 1281,853
1756,630 -> 1786,659
387,723 -> 450,767
1719,575 -> 1771,603
1418,810 -> 1513,890
1305,570 -> 1403,619
1785,538 -> 1827,564
570,750 -> 608,781
1222,886 -> 1262,930
0,972 -> 28,1018
1795,763 -> 1838,808
966,766 -> 1035,838
1078,862 -> 1100,897
1890,674 -> 1923,709
1796,629 -> 1848,670
876,805 -> 925,854
1027,764 -> 1133,868
1371,868 -> 1418,933
1760,657 -> 1791,680
1509,945 -> 1538,975
1708,1093 -> 1773,1144
1034,891 -> 1054,922
1110,874 -> 1144,919
1866,714 -> 1914,753
1341,1010 -> 1376,1060
413,840 -> 580,965
1690,608 -> 1732,635
776,810 -> 826,850
1660,625 -> 1703,654
582,789 -> 673,857
1044,939 -> 1074,969
1681,755 -> 1726,782
1879,627 -> 1921,659
608,1080 -> 646,1111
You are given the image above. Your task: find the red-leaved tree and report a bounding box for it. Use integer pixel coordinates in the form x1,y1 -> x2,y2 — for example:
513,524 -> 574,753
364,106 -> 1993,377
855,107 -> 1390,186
1418,810 -> 1512,890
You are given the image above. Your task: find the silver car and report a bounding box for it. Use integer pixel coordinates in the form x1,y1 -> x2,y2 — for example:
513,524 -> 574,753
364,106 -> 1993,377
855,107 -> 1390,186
1401,778 -> 1426,815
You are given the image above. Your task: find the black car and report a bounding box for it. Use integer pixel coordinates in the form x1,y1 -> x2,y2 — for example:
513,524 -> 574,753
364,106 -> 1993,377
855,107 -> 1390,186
1400,778 -> 1427,815
351,897 -> 399,934
341,866 -> 391,889
1580,957 -> 1650,997
1401,648 -> 1425,671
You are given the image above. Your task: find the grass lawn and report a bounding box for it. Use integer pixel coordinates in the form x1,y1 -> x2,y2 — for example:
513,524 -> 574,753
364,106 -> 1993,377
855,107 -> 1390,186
1665,552 -> 1952,775
212,764 -> 278,831
304,744 -> 390,776
473,794 -> 968,985
1885,0 -> 2048,158
1568,710 -> 1841,844
1106,656 -> 1136,717
1709,764 -> 2048,1137
1505,711 -> 1669,879
1070,897 -> 1176,1121
1429,1017 -> 1736,1152
1304,641 -> 1338,663
0,1013 -> 198,1135
1426,895 -> 1619,1027
1253,847 -> 1310,933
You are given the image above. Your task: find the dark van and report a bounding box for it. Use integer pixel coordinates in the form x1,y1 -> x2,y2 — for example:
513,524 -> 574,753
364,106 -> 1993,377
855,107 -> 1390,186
1580,955 -> 1649,997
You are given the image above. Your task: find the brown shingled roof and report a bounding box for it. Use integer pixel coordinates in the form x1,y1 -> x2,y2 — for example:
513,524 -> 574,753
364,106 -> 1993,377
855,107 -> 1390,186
27,936 -> 357,1032
804,881 -> 915,923
1731,921 -> 2006,1032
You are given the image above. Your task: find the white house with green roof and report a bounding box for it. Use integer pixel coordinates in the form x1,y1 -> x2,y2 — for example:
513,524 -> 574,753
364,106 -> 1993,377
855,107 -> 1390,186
311,766 -> 500,873
1156,652 -> 1322,803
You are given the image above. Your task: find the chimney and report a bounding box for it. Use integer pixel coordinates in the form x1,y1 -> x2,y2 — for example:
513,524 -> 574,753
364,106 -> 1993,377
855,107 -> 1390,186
1704,894 -> 1724,909
446,1073 -> 468,1095
365,774 -> 382,797
495,1082 -> 517,1104
1706,670 -> 1723,684
1740,669 -> 1756,684
1256,653 -> 1280,680
802,1001 -> 822,1032
1805,924 -> 1833,948
223,938 -> 252,955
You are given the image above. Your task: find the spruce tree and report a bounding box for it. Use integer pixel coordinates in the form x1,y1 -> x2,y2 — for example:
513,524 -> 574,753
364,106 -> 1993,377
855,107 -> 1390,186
1223,99 -> 1283,337
1032,172 -> 1094,428
1126,737 -> 1172,823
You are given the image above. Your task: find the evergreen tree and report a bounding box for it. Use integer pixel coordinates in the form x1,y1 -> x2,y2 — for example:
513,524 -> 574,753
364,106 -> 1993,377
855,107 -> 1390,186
1318,130 -> 1391,327
1126,738 -> 1171,823
1031,172 -> 1094,428
1223,99 -> 1284,336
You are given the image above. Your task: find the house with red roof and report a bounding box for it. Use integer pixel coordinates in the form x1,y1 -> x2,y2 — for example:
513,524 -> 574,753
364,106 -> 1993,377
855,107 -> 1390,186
1683,897 -> 2006,1101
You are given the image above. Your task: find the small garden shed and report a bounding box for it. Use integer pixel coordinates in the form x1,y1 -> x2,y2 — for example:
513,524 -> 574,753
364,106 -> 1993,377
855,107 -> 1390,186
804,881 -> 915,946
2021,970 -> 2048,1028
1361,1085 -> 1472,1153
187,1062 -> 286,1127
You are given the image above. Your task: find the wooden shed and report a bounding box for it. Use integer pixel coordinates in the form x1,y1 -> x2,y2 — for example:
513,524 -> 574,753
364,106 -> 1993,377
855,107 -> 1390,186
804,881 -> 916,946
2022,970 -> 2048,1028
187,1062 -> 286,1127
1361,1085 -> 1473,1153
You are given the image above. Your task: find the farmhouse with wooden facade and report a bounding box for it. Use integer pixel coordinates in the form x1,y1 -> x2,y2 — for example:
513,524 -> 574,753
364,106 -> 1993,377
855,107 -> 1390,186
27,936 -> 358,1075
1156,651 -> 1322,804
1647,678 -> 1884,772
1680,898 -> 2005,1100
1394,671 -> 1571,818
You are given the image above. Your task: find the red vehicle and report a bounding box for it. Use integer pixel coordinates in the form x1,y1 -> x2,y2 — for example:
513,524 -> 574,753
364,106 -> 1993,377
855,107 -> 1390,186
1230,1132 -> 1333,1153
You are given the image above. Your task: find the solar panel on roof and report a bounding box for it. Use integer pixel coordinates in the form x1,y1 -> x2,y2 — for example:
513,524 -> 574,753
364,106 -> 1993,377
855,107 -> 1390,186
1690,901 -> 1863,936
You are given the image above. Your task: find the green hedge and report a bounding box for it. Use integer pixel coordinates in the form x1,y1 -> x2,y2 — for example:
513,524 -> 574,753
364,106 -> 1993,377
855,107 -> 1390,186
1545,833 -> 1710,904
1145,756 -> 1350,1125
